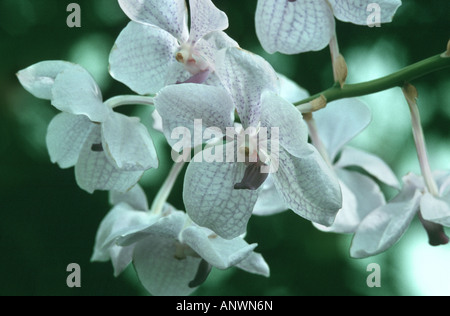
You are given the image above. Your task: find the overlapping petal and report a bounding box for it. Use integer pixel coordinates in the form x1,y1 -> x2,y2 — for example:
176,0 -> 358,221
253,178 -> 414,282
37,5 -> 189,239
216,47 -> 279,127
328,0 -> 402,25
46,113 -> 94,169
313,98 -> 372,161
335,146 -> 400,188
133,234 -> 202,296
118,0 -> 189,41
272,145 -> 342,226
188,0 -> 229,45
74,126 -> 144,193
253,175 -> 287,216
102,113 -> 158,170
316,169 -> 385,233
183,148 -> 260,239
109,22 -> 180,95
350,174 -> 422,258
16,60 -> 76,100
259,90 -> 309,158
154,83 -> 235,148
109,184 -> 149,211
51,65 -> 109,123
91,202 -> 159,275
421,193 -> 450,226
181,226 -> 257,269
255,0 -> 335,54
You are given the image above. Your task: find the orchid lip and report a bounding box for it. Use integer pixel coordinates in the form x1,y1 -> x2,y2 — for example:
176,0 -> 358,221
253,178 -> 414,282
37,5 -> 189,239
234,159 -> 269,191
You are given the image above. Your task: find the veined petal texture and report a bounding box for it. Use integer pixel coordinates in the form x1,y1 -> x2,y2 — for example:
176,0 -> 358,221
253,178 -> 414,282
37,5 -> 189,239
118,0 -> 189,41
255,0 -> 335,54
109,22 -> 180,95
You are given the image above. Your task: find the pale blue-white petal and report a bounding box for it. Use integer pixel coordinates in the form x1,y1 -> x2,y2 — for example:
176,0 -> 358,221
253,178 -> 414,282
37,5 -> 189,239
109,245 -> 135,277
313,98 -> 372,161
335,146 -> 400,189
109,184 -> 149,211
255,0 -> 335,54
51,65 -> 109,123
216,47 -> 279,127
75,126 -> 144,193
154,83 -> 234,148
117,206 -> 185,247
432,171 -> 450,196
236,252 -> 270,277
109,22 -> 180,95
188,0 -> 229,45
183,146 -> 260,239
16,60 -> 77,100
46,113 -> 94,168
91,202 -> 158,262
272,145 -> 342,226
129,210 -> 201,296
102,113 -> 158,171
200,31 -> 239,56
350,184 -> 421,259
278,73 -> 310,103
259,90 -> 309,158
181,225 -> 257,269
421,193 -> 450,227
328,0 -> 402,25
315,169 -> 386,233
253,175 -> 287,216
118,0 -> 189,42
133,234 -> 202,296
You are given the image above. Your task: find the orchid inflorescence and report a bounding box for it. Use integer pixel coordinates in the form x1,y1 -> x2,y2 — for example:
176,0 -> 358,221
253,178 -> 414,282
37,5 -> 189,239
16,0 -> 450,296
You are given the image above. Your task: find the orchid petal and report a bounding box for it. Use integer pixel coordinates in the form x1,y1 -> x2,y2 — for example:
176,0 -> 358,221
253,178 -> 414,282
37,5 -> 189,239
350,186 -> 421,259
260,90 -> 309,157
255,0 -> 335,54
181,225 -> 257,269
314,98 -> 372,161
154,83 -> 234,148
133,235 -> 201,296
278,73 -> 310,103
91,202 -> 159,276
109,22 -> 179,95
315,169 -> 386,233
117,205 -> 183,248
118,0 -> 189,42
46,113 -> 94,168
109,184 -> 149,212
253,175 -> 287,216
188,0 -> 229,45
236,252 -> 270,277
75,126 -> 144,193
328,0 -> 402,25
273,146 -> 342,226
183,147 -> 260,239
216,47 -> 279,127
108,245 -> 135,277
102,113 -> 158,171
51,65 -> 109,123
335,146 -> 400,189
421,193 -> 450,226
16,60 -> 77,100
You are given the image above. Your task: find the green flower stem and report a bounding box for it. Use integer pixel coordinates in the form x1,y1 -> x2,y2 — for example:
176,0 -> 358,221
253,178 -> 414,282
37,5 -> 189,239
295,53 -> 450,107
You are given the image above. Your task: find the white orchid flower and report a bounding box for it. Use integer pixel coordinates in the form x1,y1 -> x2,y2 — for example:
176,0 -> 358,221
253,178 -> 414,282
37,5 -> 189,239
109,0 -> 238,95
17,61 -> 158,193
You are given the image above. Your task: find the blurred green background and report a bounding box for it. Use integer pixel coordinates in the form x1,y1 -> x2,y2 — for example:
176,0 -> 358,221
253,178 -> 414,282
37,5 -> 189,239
0,0 -> 449,296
